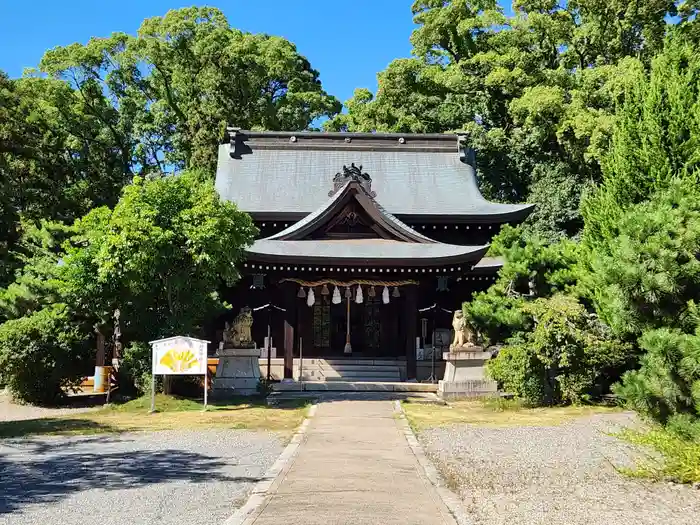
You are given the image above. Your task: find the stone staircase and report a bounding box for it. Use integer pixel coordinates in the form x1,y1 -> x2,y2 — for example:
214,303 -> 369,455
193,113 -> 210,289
297,358 -> 403,382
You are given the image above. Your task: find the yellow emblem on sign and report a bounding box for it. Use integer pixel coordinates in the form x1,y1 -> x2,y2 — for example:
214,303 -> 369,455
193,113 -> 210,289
159,348 -> 200,373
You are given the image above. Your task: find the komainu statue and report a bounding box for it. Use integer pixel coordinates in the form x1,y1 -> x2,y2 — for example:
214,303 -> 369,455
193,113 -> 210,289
222,307 -> 254,348
450,310 -> 477,350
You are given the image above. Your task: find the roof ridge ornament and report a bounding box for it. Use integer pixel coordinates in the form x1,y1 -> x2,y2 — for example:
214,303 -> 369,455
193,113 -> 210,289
329,163 -> 377,198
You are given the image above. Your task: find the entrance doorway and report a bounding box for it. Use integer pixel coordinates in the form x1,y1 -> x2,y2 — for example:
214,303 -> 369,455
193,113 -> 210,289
311,295 -> 385,356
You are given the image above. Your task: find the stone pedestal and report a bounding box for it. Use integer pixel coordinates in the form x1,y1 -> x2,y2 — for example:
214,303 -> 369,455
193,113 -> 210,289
437,348 -> 498,399
214,347 -> 260,396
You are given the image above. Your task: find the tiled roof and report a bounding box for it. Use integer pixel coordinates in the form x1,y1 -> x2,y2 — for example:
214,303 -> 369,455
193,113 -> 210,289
215,129 -> 534,222
247,238 -> 488,266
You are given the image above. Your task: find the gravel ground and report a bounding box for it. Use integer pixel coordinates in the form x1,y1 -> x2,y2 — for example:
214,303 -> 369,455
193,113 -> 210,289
0,392 -> 98,422
419,412 -> 700,525
0,429 -> 285,525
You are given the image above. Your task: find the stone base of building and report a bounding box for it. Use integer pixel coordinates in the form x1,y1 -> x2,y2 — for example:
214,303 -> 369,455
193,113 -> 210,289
437,348 -> 498,399
437,379 -> 498,399
213,347 -> 260,396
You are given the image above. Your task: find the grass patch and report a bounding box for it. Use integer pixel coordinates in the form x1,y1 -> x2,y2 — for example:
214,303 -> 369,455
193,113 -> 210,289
0,394 -> 308,438
403,396 -> 621,431
618,427 -> 700,484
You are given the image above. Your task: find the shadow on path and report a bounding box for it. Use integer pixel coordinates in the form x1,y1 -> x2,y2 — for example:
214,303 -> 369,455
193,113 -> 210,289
0,439 -> 261,515
0,418 -> 117,439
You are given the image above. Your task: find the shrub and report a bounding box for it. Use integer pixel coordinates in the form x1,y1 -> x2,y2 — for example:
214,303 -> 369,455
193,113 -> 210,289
119,341 -> 155,396
487,294 -> 633,405
614,327 -> 700,424
0,305 -> 91,404
620,426 -> 700,484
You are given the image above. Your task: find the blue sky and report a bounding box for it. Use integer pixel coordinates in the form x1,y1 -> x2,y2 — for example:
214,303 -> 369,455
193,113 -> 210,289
0,0 -> 415,104
0,1 -> 512,103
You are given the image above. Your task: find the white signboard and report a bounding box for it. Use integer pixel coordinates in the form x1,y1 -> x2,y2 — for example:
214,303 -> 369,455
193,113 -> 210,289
148,336 -> 210,412
150,336 -> 208,375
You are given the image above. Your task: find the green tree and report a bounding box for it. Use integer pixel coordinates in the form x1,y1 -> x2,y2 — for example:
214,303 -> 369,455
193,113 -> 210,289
61,170 -> 257,343
587,181 -> 700,339
39,7 -> 341,174
0,220 -> 74,322
582,37 -> 700,250
1,74 -> 134,222
465,225 -> 581,343
1,70 -> 134,287
579,40 -> 700,422
329,1 -> 690,240
2,7 -> 339,283
465,226 -> 634,404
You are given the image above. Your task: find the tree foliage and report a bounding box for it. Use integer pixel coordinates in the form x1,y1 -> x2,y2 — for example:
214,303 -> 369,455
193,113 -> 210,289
466,225 -> 580,343
582,38 -> 700,249
586,180 -> 700,338
575,40 -> 700,424
61,170 -> 257,343
614,327 -> 700,424
0,305 -> 91,404
329,1 -> 695,240
39,7 -> 340,174
0,72 -> 131,285
0,220 -> 74,322
0,6 -> 338,287
467,226 -> 631,404
488,294 -> 633,405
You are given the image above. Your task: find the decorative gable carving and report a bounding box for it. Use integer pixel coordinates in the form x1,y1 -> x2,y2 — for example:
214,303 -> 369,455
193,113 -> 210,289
318,201 -> 382,239
267,177 -> 435,244
329,163 -> 376,198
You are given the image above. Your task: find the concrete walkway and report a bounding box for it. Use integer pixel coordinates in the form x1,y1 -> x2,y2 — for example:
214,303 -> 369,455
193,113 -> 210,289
244,400 -> 456,525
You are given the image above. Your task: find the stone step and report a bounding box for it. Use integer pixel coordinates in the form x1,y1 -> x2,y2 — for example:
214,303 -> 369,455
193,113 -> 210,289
300,369 -> 400,377
300,358 -> 405,367
302,366 -> 401,376
266,390 -> 441,406
325,375 -> 401,383
272,381 -> 438,393
298,362 -> 402,382
300,361 -> 401,367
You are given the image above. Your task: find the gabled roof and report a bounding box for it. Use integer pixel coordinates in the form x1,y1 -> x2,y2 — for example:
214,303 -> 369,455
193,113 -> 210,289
245,178 -> 489,266
215,129 -> 534,223
266,179 -> 436,243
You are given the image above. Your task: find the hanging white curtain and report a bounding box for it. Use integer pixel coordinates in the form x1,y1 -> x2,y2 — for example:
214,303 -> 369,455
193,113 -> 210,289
332,285 -> 341,304
382,286 -> 390,304
307,287 -> 315,307
355,284 -> 363,303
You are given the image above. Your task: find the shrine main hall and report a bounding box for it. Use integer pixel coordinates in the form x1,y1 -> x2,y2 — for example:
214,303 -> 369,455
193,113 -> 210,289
213,128 -> 533,382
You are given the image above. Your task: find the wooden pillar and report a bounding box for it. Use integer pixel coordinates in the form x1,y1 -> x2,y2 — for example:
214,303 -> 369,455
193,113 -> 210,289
282,283 -> 295,379
404,285 -> 417,380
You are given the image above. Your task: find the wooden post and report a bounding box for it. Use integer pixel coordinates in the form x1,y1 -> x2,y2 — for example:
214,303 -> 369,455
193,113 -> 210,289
344,294 -> 352,354
405,286 -> 417,380
282,284 -> 295,380
95,326 -> 106,367
150,374 -> 156,413
266,318 -> 272,381
203,369 -> 208,410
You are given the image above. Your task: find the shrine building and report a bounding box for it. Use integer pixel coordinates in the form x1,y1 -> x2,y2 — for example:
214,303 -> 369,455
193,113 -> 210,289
213,127 -> 533,382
